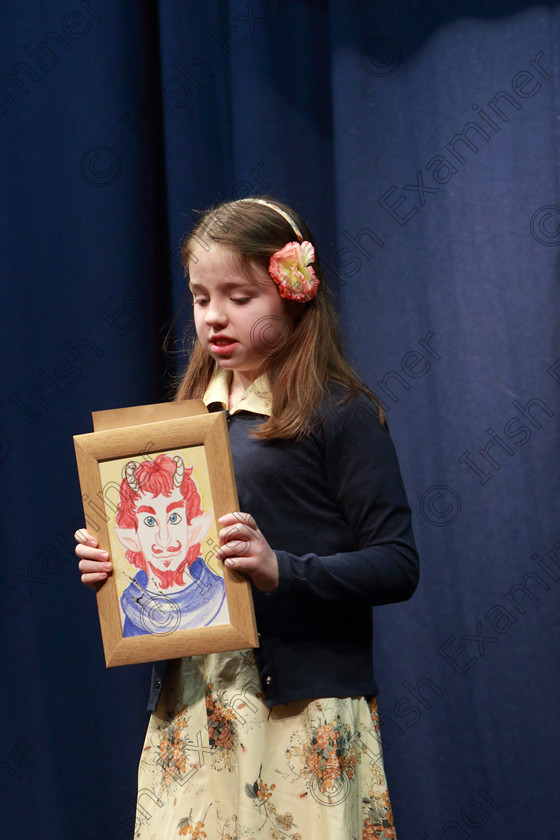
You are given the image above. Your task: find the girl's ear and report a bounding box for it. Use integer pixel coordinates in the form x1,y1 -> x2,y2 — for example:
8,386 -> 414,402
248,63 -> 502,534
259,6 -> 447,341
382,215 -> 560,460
188,513 -> 213,547
114,527 -> 141,553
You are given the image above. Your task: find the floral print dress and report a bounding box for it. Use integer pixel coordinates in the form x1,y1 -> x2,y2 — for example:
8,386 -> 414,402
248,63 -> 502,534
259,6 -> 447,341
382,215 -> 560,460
134,651 -> 396,840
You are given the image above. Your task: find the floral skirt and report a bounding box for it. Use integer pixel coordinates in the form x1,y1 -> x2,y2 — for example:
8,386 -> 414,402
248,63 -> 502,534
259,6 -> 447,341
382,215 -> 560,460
134,651 -> 396,840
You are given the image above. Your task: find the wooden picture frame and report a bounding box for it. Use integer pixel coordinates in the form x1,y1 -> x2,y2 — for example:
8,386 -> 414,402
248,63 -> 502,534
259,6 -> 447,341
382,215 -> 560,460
73,401 -> 258,667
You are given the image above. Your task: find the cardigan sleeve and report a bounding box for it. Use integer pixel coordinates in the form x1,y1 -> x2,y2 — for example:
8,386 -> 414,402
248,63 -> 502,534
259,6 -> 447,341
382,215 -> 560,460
274,391 -> 419,605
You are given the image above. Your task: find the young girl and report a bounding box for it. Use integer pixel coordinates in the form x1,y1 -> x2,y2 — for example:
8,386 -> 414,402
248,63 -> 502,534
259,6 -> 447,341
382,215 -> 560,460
76,196 -> 419,840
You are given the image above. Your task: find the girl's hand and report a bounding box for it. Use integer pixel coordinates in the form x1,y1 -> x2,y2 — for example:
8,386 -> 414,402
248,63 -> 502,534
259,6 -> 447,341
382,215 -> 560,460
217,512 -> 279,593
74,528 -> 113,588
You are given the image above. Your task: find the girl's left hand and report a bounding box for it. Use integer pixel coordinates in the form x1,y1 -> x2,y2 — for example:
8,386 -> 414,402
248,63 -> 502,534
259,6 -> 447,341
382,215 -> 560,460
217,512 -> 279,593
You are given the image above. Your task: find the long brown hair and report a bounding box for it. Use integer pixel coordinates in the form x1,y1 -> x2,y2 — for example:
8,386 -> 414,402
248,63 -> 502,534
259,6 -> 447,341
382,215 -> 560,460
175,196 -> 385,439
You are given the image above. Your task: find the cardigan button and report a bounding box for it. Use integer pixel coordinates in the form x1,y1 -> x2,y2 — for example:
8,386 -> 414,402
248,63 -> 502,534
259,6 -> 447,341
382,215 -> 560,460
154,680 -> 161,690
265,675 -> 272,685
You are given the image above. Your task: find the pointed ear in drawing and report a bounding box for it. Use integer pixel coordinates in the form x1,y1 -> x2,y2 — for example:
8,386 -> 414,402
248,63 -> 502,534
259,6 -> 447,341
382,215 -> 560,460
114,527 -> 142,554
188,513 -> 212,547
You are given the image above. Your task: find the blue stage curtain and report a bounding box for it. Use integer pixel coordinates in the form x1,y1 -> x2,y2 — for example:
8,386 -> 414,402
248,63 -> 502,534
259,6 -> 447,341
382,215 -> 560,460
1,2 -> 558,838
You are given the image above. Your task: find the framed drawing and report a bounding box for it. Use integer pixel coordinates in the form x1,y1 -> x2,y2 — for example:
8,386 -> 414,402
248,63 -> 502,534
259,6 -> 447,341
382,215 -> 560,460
74,401 -> 258,667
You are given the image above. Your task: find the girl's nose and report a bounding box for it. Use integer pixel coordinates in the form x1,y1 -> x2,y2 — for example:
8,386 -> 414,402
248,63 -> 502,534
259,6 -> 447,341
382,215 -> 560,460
204,299 -> 227,326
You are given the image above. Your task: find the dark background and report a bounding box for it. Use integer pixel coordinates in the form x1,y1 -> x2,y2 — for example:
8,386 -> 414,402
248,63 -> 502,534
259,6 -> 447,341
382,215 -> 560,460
1,2 -> 558,838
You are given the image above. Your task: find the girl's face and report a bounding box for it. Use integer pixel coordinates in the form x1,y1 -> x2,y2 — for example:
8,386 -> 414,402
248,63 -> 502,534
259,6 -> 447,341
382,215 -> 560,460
188,244 -> 289,385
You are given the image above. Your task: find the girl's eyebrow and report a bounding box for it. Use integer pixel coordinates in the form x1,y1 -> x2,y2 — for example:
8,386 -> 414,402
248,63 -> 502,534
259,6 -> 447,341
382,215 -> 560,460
188,280 -> 253,292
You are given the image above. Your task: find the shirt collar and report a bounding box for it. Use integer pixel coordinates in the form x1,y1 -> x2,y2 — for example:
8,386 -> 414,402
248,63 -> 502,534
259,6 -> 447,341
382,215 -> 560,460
203,367 -> 272,416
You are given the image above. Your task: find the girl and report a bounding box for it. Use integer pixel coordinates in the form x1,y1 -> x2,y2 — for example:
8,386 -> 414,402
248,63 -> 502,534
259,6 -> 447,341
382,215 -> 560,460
76,196 -> 419,840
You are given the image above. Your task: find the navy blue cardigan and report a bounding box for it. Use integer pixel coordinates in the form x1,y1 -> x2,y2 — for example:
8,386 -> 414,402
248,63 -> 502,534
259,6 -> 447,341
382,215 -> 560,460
148,384 -> 419,710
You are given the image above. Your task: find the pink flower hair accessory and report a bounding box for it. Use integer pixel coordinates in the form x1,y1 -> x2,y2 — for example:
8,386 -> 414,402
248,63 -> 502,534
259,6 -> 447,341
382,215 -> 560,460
268,241 -> 319,302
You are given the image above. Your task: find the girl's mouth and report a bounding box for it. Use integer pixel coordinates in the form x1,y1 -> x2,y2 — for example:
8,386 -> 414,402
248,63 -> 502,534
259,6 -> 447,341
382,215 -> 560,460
210,338 -> 238,353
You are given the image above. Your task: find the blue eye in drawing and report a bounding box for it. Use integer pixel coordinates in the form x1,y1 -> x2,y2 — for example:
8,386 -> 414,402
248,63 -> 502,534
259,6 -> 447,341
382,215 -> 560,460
169,512 -> 182,525
143,516 -> 157,527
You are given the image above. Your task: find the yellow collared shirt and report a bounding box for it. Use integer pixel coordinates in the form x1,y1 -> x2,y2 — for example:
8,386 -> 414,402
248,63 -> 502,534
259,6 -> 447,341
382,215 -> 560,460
202,368 -> 272,416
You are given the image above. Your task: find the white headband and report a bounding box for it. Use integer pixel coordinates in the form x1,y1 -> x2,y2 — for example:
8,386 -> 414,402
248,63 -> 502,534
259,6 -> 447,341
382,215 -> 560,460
236,197 -> 303,240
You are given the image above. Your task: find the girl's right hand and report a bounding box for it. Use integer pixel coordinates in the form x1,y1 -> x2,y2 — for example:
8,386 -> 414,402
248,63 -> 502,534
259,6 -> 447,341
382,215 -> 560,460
75,528 -> 113,588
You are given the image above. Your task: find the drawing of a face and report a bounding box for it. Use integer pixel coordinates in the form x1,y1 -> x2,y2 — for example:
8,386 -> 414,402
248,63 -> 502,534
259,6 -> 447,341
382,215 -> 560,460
134,487 -> 189,574
114,453 -> 213,590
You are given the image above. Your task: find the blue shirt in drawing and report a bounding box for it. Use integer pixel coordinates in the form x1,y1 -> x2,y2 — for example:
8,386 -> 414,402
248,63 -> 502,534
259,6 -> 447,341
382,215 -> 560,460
120,558 -> 228,637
